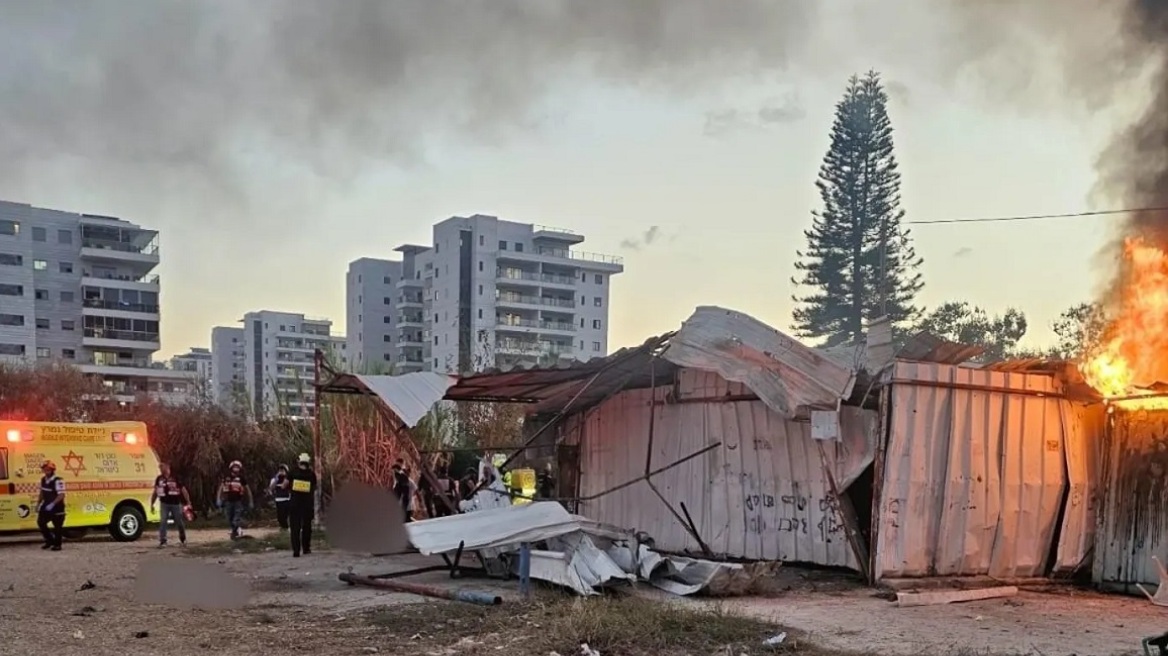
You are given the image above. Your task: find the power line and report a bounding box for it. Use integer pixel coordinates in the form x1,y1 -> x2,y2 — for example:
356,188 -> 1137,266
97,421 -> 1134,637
906,206 -> 1168,226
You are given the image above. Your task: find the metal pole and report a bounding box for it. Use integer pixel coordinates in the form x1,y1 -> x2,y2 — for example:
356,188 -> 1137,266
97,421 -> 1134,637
518,542 -> 531,600
339,573 -> 502,606
313,349 -> 323,524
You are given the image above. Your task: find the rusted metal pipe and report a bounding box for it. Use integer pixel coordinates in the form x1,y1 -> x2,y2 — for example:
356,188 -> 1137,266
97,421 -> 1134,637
339,573 -> 502,605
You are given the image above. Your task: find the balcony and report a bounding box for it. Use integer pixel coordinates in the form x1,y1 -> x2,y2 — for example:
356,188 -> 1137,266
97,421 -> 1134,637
398,314 -> 425,328
532,225 -> 586,245
81,271 -> 160,287
80,239 -> 160,269
497,317 -> 576,333
396,277 -> 424,289
497,268 -> 576,287
497,246 -> 624,272
82,298 -> 160,316
495,339 -> 574,357
83,328 -> 160,351
496,293 -> 576,310
398,293 -> 425,307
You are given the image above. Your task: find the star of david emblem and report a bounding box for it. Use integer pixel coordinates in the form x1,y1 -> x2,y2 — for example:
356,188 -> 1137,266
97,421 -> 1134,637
61,450 -> 86,477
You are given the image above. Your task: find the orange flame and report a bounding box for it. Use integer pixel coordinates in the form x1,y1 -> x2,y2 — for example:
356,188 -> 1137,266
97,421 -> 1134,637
1081,237 -> 1168,410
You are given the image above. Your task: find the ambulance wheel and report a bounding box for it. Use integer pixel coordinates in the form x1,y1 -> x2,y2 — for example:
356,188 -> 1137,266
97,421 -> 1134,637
109,505 -> 145,542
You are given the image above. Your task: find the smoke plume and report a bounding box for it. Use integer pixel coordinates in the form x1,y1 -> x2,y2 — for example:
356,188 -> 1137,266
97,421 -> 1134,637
1098,0 -> 1168,244
0,0 -> 816,219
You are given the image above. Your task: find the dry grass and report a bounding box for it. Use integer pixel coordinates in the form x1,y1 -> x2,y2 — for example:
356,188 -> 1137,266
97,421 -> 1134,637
362,592 -> 809,655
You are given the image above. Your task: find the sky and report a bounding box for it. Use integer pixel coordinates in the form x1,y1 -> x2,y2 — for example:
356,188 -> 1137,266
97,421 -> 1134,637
0,1 -> 1145,359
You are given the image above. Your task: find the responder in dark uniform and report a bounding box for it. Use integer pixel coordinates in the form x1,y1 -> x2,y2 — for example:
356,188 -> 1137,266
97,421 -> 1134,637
37,460 -> 66,551
288,452 -> 317,558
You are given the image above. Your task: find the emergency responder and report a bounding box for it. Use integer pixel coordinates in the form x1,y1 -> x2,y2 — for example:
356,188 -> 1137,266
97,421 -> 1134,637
150,462 -> 191,547
269,464 -> 291,530
216,460 -> 252,540
37,460 -> 66,551
288,452 -> 317,558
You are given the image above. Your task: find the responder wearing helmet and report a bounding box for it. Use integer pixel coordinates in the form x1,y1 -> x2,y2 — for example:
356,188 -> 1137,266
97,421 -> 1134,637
37,460 -> 67,551
215,460 -> 252,540
288,453 -> 317,558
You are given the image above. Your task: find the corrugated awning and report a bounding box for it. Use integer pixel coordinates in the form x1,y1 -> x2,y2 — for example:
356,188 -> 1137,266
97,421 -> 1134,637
319,371 -> 457,427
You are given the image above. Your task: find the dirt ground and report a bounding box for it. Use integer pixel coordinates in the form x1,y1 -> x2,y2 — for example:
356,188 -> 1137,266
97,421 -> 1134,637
0,528 -> 1165,656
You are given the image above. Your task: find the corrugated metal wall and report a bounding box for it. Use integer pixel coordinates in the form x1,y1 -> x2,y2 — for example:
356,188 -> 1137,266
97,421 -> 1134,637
1094,409 -> 1168,591
875,361 -> 1095,580
569,369 -> 875,569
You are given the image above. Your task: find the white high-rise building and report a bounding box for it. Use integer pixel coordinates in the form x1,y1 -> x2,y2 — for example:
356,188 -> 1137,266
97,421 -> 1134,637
169,347 -> 212,394
0,199 -> 194,403
210,326 -> 246,408
210,311 -> 345,419
345,257 -> 403,372
347,215 -> 624,374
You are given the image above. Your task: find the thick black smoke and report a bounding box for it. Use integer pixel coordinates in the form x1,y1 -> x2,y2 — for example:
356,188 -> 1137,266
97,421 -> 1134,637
1099,0 -> 1168,243
0,0 -> 817,217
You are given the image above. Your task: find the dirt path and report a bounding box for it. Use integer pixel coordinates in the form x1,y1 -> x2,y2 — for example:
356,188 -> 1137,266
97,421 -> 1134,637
0,528 -> 511,656
1,528 -> 1162,656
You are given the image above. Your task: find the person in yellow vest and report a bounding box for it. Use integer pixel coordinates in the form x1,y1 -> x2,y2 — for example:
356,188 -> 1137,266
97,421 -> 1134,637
288,453 -> 317,558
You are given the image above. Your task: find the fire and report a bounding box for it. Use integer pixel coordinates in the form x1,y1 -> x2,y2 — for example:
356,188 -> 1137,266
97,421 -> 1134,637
1081,237 -> 1168,410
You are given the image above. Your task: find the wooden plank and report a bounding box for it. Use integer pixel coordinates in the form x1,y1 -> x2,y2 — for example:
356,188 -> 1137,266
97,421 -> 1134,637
896,585 -> 1018,608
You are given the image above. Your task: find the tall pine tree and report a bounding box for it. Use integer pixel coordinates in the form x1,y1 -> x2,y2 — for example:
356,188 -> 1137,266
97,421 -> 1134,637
792,71 -> 923,346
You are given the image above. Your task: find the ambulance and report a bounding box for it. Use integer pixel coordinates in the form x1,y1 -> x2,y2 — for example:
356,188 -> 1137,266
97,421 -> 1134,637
0,420 -> 162,542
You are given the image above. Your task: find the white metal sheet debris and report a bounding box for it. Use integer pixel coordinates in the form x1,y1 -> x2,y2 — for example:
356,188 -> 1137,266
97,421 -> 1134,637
353,372 -> 456,427
406,502 -> 775,597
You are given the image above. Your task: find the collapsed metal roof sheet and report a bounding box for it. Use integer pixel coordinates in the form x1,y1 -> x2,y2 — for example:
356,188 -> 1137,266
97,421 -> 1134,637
319,371 -> 457,427
897,331 -> 986,365
444,333 -> 677,414
661,306 -> 857,417
445,306 -> 859,419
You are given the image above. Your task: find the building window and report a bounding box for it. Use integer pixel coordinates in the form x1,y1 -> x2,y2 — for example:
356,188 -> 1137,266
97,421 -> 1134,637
36,318 -> 50,329
479,235 -> 485,246
580,295 -> 585,305
477,309 -> 483,319
478,261 -> 483,272
0,284 -> 23,296
580,318 -> 584,328
61,320 -> 74,331
498,241 -> 507,250
594,274 -> 603,284
593,319 -> 602,329
434,358 -> 438,368
382,316 -> 391,324
34,289 -> 48,300
435,243 -> 440,254
515,243 -> 524,252
31,227 -> 46,242
478,284 -> 483,295
62,349 -> 75,359
0,220 -> 18,236
35,347 -> 50,358
0,314 -> 23,326
358,275 -> 362,283
594,297 -> 602,307
383,335 -> 392,342
60,291 -> 74,303
0,344 -> 25,356
59,262 -> 73,274
579,340 -> 584,349
383,276 -> 392,285
581,272 -> 586,282
383,353 -> 391,361
0,253 -> 21,266
592,342 -> 601,352
434,335 -> 439,345
58,229 -> 72,244
434,314 -> 439,323
33,259 -> 47,271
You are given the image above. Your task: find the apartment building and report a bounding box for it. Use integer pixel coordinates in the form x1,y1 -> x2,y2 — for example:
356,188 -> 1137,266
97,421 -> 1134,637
345,257 -> 403,372
170,347 -> 212,393
0,200 -> 192,402
347,215 -> 623,374
211,312 -> 345,419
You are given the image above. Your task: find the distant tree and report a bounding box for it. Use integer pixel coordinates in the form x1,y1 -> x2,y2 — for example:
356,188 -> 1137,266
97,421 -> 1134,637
1051,302 -> 1107,359
793,70 -> 924,346
915,301 -> 1028,362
